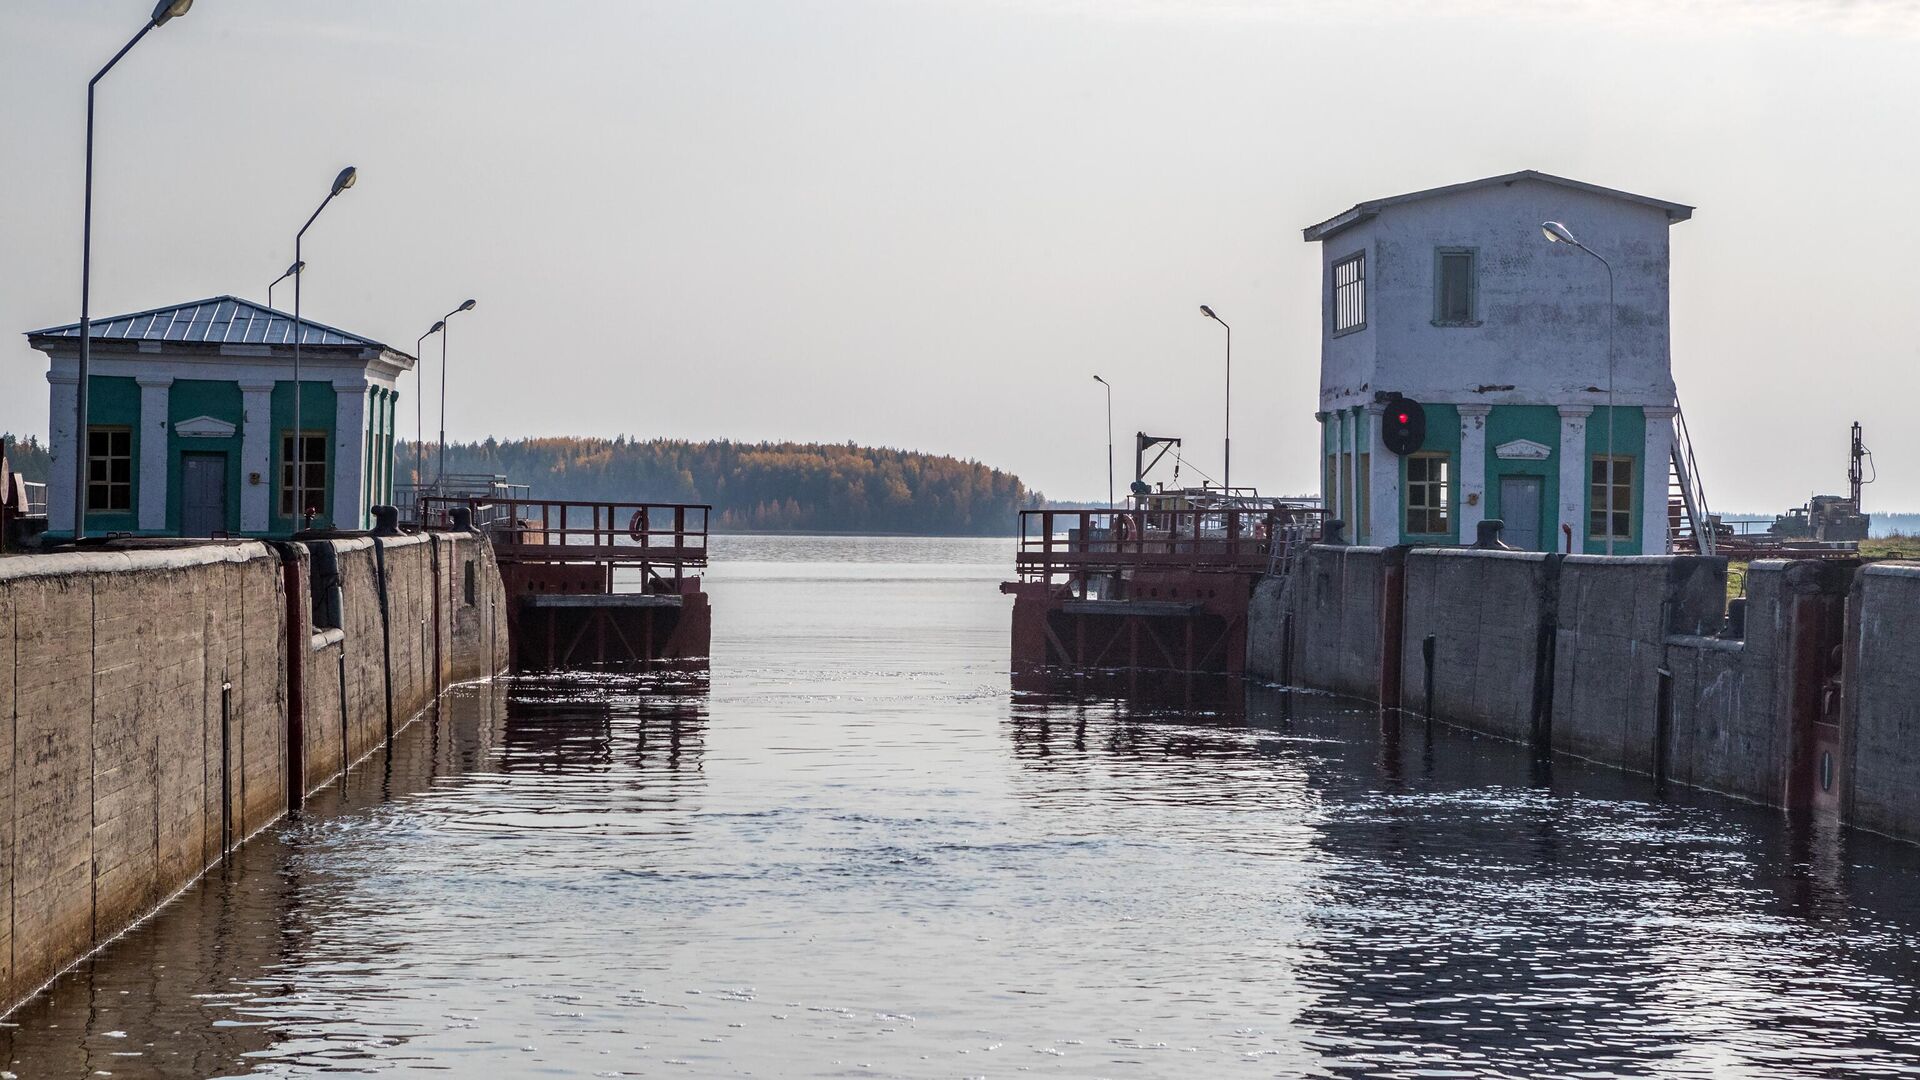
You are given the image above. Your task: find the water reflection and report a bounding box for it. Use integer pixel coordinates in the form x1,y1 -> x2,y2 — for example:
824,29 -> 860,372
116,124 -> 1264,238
5,538 -> 1920,1079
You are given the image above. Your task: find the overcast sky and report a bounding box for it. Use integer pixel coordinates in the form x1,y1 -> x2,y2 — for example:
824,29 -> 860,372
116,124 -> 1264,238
3,0 -> 1917,509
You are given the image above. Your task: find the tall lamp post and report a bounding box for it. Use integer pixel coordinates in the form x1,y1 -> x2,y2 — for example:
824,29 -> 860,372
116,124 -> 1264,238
1092,375 -> 1114,509
436,299 -> 477,486
267,259 -> 303,310
1541,220 -> 1617,556
414,320 -> 445,492
291,165 -> 357,530
73,0 -> 195,541
1199,305 -> 1231,497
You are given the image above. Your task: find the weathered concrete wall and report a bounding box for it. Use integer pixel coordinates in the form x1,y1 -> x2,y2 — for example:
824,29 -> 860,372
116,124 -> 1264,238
1661,635 -> 1770,801
0,528 -> 507,1016
1399,549 -> 1554,743
1249,545 -> 1389,694
291,533 -> 507,796
1552,555 -> 1726,773
1843,562 -> 1920,842
0,545 -> 286,1007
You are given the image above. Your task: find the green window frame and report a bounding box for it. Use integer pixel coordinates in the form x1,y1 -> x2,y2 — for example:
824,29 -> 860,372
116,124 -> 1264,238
1589,455 -> 1634,540
1406,452 -> 1451,536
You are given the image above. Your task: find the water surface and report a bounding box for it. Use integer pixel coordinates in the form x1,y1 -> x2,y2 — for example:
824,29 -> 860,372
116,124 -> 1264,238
4,535 -> 1919,1078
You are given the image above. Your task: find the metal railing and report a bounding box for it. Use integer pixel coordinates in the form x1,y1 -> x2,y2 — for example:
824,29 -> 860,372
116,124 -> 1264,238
420,496 -> 710,570
1670,398 -> 1715,556
396,475 -> 530,526
1016,507 -> 1324,582
22,481 -> 46,518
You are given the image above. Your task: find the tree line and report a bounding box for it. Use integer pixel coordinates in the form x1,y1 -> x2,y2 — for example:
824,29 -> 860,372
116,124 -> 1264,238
415,437 -> 1038,535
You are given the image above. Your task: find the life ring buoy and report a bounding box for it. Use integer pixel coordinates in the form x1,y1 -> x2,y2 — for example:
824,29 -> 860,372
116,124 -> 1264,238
1115,514 -> 1134,542
628,507 -> 649,542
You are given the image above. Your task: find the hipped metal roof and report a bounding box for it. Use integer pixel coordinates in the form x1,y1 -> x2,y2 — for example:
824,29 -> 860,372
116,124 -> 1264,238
27,295 -> 399,353
1301,170 -> 1695,243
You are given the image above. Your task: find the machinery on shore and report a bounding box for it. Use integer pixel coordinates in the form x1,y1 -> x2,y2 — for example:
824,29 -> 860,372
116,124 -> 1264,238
1768,422 -> 1872,543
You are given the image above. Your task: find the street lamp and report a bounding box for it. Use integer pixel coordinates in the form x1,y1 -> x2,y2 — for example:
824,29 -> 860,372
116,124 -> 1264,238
1199,305 -> 1231,497
72,0 -> 196,541
267,259 -> 303,310
290,165 -> 357,530
1541,220 -> 1618,555
436,298 -> 477,485
1092,375 -> 1113,509
414,320 -> 445,492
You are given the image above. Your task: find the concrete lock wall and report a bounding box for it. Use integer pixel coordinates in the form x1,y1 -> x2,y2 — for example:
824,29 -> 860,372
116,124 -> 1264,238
1551,555 -> 1726,773
1247,545 -> 1389,695
1399,549 -> 1555,743
1843,563 -> 1920,842
0,528 -> 506,1016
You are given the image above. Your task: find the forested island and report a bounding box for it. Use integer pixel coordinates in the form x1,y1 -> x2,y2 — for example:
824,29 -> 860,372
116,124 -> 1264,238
422,437 -> 1037,535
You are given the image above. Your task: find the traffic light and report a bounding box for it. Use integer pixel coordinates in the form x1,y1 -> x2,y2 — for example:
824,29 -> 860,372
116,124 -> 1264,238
1382,397 -> 1426,456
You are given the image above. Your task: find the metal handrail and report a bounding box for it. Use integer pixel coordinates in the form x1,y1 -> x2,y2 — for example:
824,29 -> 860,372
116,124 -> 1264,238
1016,507 -> 1324,582
419,496 -> 712,569
1671,396 -> 1716,556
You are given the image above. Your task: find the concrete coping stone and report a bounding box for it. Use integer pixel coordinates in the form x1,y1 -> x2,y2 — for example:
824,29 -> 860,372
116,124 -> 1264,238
1310,544 -> 1388,555
378,534 -> 430,551
1562,554 -> 1700,567
311,536 -> 378,554
1665,634 -> 1744,654
0,541 -> 274,584
1409,547 -> 1551,564
1861,561 -> 1920,580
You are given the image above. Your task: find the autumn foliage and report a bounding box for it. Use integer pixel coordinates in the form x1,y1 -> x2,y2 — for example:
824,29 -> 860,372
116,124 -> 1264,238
418,437 -> 1036,535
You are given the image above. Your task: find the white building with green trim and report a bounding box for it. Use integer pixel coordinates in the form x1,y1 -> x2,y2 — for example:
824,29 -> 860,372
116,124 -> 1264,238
25,297 -> 414,539
1303,170 -> 1693,554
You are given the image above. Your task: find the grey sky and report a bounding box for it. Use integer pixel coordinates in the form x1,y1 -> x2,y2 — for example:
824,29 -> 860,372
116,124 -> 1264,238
3,0 -> 1916,510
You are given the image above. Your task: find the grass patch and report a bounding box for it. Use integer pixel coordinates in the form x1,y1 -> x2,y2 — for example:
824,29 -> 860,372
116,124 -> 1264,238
1722,532 -> 1920,604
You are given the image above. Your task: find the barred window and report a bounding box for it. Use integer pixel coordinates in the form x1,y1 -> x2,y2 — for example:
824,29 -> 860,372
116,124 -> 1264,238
1406,452 -> 1450,535
280,431 -> 328,518
1333,251 -> 1366,333
87,427 -> 132,512
1590,456 -> 1633,540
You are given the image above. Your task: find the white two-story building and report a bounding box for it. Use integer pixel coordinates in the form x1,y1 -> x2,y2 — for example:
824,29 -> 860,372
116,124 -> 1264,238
1303,170 -> 1693,554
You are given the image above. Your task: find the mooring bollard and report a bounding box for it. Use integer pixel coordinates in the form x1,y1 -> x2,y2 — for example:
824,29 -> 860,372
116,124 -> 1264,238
448,506 -> 475,533
1323,519 -> 1347,546
371,504 -> 401,537
1472,519 -> 1514,550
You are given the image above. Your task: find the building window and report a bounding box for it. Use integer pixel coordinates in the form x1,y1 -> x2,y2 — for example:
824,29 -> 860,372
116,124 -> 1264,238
1333,251 -> 1366,333
1406,452 -> 1451,535
280,431 -> 328,519
1434,248 -> 1477,325
1590,456 -> 1633,540
1325,454 -> 1338,518
86,426 -> 132,513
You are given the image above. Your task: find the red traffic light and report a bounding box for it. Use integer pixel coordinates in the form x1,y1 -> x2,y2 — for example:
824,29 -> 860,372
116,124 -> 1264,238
1382,397 -> 1427,456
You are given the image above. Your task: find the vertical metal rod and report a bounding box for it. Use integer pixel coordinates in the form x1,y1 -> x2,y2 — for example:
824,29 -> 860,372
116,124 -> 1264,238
219,680 -> 232,857
75,19 -> 159,541
437,324 -> 448,483
338,645 -> 349,789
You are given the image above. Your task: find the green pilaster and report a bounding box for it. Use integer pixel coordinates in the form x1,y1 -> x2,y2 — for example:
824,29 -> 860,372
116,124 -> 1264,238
1403,402 -> 1461,545
166,379 -> 245,535
270,381 -> 338,530
1583,405 -> 1646,555
1483,405 -> 1559,552
82,374 -> 140,533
